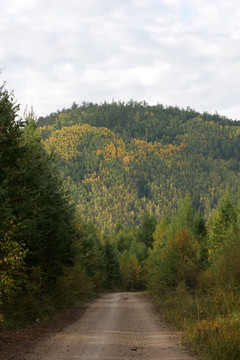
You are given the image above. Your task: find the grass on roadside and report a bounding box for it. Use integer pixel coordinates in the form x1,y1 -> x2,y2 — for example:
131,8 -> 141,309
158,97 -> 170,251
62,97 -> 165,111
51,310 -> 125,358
150,283 -> 240,360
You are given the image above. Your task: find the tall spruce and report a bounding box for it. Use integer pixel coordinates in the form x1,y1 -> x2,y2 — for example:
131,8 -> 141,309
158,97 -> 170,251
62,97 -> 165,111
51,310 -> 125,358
0,84 -> 26,320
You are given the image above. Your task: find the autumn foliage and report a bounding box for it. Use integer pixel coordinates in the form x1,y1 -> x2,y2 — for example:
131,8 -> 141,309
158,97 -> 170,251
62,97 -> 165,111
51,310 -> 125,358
145,194 -> 240,360
2,88 -> 240,360
38,101 -> 240,232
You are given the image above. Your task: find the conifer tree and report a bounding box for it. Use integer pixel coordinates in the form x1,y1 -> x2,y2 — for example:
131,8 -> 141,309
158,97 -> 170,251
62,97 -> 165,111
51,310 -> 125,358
0,84 -> 25,320
103,239 -> 120,289
138,212 -> 156,249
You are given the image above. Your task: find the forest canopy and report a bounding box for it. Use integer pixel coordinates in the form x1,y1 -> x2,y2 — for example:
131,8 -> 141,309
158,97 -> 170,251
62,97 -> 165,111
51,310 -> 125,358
38,101 -> 240,232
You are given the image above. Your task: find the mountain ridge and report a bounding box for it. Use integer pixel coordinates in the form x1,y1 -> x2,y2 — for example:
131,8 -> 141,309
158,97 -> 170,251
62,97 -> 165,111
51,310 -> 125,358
37,101 -> 240,232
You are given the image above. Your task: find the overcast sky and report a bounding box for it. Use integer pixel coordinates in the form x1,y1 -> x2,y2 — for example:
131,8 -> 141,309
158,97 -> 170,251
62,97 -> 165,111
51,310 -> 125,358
1,0 -> 240,120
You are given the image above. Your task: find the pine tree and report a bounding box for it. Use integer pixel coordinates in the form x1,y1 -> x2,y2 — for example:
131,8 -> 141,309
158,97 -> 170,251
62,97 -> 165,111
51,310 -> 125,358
0,84 -> 25,320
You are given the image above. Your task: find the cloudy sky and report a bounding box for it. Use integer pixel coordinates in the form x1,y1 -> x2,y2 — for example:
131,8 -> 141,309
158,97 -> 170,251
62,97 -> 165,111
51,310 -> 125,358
1,0 -> 240,119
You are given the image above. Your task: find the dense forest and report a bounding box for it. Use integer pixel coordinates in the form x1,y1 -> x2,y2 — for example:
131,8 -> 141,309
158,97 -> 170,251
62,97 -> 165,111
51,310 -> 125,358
0,86 -> 118,326
2,86 -> 240,359
37,101 -> 240,232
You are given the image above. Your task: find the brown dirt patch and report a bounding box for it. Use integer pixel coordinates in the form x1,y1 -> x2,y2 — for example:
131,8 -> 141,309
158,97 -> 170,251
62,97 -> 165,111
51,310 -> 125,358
0,304 -> 87,360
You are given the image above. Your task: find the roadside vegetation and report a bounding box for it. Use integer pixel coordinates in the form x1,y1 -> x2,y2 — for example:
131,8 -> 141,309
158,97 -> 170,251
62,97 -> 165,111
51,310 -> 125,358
0,84 -> 107,328
1,81 -> 240,359
145,193 -> 240,359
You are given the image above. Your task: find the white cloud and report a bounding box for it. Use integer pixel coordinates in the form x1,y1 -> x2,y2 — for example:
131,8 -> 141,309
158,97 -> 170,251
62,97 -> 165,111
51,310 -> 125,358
0,0 -> 240,119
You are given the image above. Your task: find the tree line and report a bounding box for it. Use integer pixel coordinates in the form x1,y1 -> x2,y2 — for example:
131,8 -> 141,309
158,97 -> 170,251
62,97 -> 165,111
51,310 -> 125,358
0,85 -> 117,325
0,84 -> 153,325
37,102 -> 240,232
144,192 -> 240,359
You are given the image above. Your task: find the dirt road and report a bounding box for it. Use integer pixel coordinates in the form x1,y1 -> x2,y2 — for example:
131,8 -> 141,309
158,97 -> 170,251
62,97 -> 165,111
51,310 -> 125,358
27,292 -> 196,360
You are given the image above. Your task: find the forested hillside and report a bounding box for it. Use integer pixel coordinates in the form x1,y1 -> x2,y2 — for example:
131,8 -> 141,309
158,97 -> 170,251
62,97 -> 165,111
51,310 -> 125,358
3,88 -> 240,359
38,101 -> 240,232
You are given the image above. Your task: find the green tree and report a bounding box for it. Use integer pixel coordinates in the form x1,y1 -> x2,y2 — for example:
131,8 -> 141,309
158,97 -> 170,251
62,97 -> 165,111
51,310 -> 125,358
22,112 -> 76,284
145,196 -> 204,293
79,221 -> 104,290
207,193 -> 237,264
103,239 -> 120,289
0,104 -> 78,324
0,84 -> 26,321
138,212 -> 157,249
119,251 -> 141,290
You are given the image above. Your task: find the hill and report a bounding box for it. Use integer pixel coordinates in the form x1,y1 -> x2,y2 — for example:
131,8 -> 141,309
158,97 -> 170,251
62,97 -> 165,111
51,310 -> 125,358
37,101 -> 240,232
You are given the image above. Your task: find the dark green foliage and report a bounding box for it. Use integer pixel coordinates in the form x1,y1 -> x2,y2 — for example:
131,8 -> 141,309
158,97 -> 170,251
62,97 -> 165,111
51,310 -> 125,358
37,102 -> 240,232
137,212 -> 157,249
0,85 -> 24,238
103,239 -> 120,289
0,87 -> 79,325
79,221 -> 104,281
37,101 -> 237,145
193,211 -> 207,238
21,114 -> 76,286
0,85 -> 26,316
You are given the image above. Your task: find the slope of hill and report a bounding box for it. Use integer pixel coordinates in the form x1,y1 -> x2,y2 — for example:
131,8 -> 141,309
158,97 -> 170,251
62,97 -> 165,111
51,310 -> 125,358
38,102 -> 240,232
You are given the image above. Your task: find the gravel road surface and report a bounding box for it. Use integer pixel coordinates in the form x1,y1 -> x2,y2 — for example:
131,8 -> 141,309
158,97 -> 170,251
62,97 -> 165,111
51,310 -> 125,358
25,292 -> 197,360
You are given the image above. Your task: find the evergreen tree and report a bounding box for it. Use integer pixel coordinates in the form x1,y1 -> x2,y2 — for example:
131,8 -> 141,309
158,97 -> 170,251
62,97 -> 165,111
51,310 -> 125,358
103,239 -> 120,289
0,84 -> 26,320
207,193 -> 237,264
138,212 -> 156,249
22,110 -> 76,284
